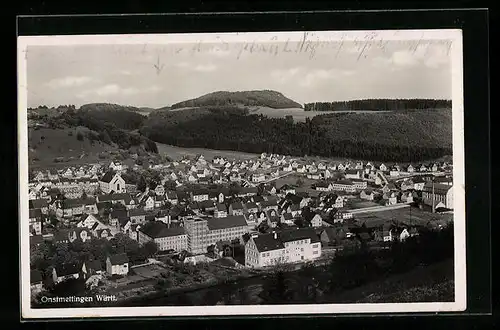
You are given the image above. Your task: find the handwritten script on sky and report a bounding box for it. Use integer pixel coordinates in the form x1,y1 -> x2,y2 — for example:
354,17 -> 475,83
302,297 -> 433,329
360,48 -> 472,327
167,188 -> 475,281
26,32 -> 454,108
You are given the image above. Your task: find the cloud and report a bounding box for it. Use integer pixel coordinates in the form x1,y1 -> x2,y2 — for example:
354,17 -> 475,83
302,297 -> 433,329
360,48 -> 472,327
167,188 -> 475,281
193,64 -> 217,72
76,84 -> 162,99
298,69 -> 347,87
96,84 -> 121,96
270,67 -> 302,83
45,76 -> 94,89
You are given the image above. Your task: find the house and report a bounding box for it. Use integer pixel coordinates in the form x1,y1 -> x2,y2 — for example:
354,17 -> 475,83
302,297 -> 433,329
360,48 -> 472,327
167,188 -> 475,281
400,179 -> 415,191
29,209 -> 43,236
29,199 -> 49,215
191,190 -> 209,202
229,202 -> 245,216
68,228 -> 94,243
379,163 -> 388,171
30,269 -> 44,292
138,221 -> 188,252
214,204 -> 228,218
345,169 -> 361,180
109,161 -> 123,172
244,228 -> 322,268
374,224 -> 393,242
406,164 -> 415,173
352,180 -> 367,190
142,195 -> 155,211
77,214 -> 108,231
315,181 -> 332,192
154,184 -> 165,196
99,172 -> 126,194
245,202 -> 259,214
81,260 -> 104,279
94,228 -> 113,240
400,191 -> 414,203
331,180 -> 356,193
317,162 -> 326,170
251,173 -> 266,183
129,208 -> 149,224
422,182 -> 454,210
304,212 -> 323,228
281,212 -> 295,225
320,226 -> 349,247
106,253 -> 129,276
389,167 -> 400,177
52,263 -> 80,284
360,189 -> 375,201
165,191 -> 178,205
278,184 -> 296,196
260,199 -> 279,212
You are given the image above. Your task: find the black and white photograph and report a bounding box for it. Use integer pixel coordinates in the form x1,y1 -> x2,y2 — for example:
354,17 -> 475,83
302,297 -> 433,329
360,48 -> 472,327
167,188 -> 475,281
18,30 -> 466,318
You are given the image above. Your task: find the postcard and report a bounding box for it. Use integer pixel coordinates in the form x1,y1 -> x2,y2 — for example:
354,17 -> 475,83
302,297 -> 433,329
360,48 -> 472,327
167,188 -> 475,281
18,29 -> 466,319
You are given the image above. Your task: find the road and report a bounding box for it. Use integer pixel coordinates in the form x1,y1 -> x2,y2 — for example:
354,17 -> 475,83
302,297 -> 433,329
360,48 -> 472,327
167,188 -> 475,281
348,203 -> 410,214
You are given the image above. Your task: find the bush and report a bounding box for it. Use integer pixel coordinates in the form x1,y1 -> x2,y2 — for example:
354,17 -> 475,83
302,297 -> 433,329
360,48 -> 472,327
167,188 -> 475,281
68,131 -> 73,136
76,131 -> 84,141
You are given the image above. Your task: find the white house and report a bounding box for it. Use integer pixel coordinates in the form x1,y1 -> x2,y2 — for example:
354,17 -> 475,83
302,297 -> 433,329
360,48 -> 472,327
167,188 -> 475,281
106,253 -> 129,276
245,228 -> 322,268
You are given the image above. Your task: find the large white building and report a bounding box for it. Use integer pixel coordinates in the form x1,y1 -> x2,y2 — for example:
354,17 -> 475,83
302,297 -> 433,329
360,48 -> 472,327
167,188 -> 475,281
137,221 -> 188,252
422,182 -> 454,210
244,228 -> 322,268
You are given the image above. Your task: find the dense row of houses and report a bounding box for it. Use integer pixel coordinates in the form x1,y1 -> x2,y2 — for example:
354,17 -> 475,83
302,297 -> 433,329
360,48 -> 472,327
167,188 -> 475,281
29,154 -> 454,290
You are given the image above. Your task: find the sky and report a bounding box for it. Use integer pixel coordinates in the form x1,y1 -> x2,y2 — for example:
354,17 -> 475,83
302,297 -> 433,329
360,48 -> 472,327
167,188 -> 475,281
25,38 -> 452,109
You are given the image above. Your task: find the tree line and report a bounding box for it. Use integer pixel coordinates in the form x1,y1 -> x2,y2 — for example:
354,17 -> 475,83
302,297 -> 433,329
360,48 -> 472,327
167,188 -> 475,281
304,99 -> 452,111
141,111 -> 451,162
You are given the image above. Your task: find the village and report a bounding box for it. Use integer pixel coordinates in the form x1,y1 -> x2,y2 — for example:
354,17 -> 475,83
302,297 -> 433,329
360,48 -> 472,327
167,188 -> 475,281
28,152 -> 454,299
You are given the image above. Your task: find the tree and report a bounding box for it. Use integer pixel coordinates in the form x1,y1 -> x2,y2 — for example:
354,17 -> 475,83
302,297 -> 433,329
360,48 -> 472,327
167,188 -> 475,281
76,131 -> 84,141
137,175 -> 147,192
260,269 -> 294,304
143,241 -> 158,257
296,178 -> 304,187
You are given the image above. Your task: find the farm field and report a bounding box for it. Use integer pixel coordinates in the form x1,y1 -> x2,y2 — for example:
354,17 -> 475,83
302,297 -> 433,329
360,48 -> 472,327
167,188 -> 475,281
348,199 -> 380,209
248,106 -> 393,122
156,143 -> 260,161
355,207 -> 453,228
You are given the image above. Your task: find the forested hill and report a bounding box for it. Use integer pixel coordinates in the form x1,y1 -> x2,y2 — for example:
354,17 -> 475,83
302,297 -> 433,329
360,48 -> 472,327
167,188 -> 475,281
78,103 -> 148,129
141,108 -> 452,162
304,99 -> 452,111
170,90 -> 303,109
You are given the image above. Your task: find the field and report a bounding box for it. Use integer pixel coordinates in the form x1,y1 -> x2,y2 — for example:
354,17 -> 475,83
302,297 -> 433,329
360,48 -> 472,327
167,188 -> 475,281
156,142 -> 260,161
348,199 -> 380,209
28,127 -> 119,169
355,207 -> 454,228
248,106 -> 393,122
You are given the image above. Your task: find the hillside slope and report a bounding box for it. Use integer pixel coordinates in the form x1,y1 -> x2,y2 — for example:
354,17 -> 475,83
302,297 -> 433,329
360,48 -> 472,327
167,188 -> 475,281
170,90 -> 303,109
141,108 -> 452,162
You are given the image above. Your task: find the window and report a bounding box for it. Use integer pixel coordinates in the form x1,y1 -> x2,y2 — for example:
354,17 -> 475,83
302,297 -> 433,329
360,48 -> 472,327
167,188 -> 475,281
313,251 -> 318,255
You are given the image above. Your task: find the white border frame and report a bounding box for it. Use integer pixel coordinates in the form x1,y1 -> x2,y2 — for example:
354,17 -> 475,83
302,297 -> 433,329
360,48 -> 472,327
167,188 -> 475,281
17,29 -> 466,319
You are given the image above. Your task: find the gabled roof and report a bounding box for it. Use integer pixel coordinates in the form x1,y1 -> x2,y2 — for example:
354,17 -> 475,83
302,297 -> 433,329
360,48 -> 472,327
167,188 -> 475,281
139,221 -> 186,238
230,202 -> 244,210
85,259 -> 103,272
216,204 -> 227,212
129,208 -> 149,217
108,253 -> 129,265
110,209 -> 128,219
245,202 -> 258,210
207,215 -> 247,230
252,234 -> 285,252
100,171 -> 117,183
279,228 -> 320,243
54,263 -> 80,277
